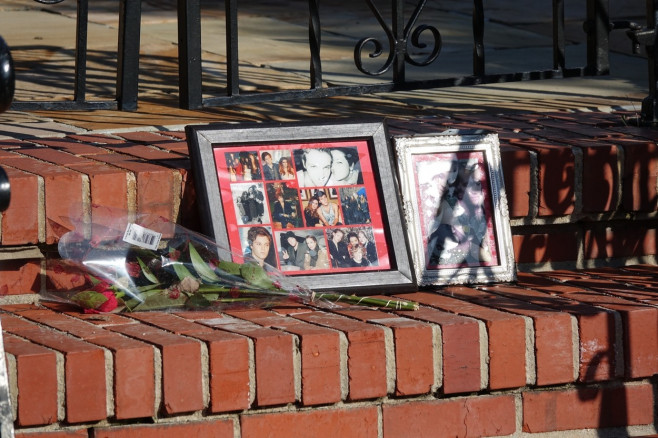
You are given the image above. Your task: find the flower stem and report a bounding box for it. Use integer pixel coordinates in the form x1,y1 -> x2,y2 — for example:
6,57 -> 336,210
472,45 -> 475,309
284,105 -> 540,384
314,293 -> 419,310
197,285 -> 294,298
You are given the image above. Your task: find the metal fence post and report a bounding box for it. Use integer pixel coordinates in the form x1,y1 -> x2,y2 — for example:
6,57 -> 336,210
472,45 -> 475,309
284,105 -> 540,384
73,0 -> 89,104
117,0 -> 142,111
473,0 -> 485,76
585,0 -> 611,75
392,0 -> 405,84
178,0 -> 202,109
553,0 -> 566,71
309,0 -> 322,88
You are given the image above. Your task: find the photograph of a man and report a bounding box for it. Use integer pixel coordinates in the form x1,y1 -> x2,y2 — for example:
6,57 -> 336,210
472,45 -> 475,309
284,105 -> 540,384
261,151 -> 280,181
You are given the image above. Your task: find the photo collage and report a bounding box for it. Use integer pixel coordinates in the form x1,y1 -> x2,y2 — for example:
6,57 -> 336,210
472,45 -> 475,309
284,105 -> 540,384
214,141 -> 390,275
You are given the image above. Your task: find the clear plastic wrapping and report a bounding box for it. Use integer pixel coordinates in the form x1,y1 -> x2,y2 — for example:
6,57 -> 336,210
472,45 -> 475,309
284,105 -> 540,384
44,206 -> 418,313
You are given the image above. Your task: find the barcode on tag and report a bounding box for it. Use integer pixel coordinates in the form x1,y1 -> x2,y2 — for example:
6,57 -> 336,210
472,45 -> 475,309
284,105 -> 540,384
123,223 -> 162,250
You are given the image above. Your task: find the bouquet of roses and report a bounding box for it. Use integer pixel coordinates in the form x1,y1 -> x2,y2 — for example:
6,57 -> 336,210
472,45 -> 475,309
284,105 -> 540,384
44,207 -> 418,313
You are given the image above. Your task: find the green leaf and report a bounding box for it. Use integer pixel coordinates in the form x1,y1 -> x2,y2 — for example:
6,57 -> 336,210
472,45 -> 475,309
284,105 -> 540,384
122,298 -> 140,311
122,287 -> 162,311
131,291 -> 187,311
185,293 -> 212,309
137,257 -> 159,284
216,260 -> 242,275
137,283 -> 162,292
167,247 -> 196,281
189,244 -> 221,283
173,262 -> 195,281
71,290 -> 108,310
240,262 -> 275,289
200,293 -> 220,301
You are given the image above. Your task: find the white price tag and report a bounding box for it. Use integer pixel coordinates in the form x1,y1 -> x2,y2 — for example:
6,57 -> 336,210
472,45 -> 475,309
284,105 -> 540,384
123,223 -> 162,250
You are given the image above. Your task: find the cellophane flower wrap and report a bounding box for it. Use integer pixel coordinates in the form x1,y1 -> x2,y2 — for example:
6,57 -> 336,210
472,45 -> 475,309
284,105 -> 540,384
45,208 -> 418,313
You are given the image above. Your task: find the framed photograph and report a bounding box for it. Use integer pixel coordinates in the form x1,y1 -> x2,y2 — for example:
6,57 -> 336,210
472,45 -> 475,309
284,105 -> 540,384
394,131 -> 516,286
186,119 -> 416,293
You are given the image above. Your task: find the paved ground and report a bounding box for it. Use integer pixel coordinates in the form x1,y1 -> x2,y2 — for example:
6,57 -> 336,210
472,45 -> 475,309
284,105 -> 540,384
0,0 -> 651,136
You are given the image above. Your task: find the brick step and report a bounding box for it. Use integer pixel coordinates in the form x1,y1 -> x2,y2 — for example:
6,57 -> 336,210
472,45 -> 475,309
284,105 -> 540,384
0,109 -> 656,274
3,264 -> 658,436
1,109 -> 657,436
0,110 -> 654,226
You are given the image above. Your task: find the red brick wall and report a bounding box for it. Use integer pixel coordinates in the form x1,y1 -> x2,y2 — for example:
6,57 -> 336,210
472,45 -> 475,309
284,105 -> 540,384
4,265 -> 658,437
0,112 -> 656,274
1,112 -> 657,436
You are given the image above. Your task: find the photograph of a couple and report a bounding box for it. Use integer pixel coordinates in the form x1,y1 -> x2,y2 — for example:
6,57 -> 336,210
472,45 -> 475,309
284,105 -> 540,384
231,182 -> 268,225
276,229 -> 330,272
293,146 -> 363,187
417,154 -> 497,269
260,150 -> 296,181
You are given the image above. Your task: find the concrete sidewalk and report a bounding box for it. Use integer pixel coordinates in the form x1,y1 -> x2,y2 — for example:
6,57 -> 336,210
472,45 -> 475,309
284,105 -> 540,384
0,0 -> 651,137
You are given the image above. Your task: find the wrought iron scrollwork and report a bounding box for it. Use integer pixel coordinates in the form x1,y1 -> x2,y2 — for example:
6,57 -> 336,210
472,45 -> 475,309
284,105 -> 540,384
406,24 -> 441,67
354,0 -> 442,76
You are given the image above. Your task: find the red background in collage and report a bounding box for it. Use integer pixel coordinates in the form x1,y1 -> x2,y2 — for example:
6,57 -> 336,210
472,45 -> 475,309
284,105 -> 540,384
213,140 -> 391,274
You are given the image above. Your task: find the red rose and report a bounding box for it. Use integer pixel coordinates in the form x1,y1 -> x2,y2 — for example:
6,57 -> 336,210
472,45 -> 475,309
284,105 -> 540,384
97,291 -> 118,312
168,249 -> 181,261
84,291 -> 118,314
126,261 -> 141,278
168,287 -> 181,299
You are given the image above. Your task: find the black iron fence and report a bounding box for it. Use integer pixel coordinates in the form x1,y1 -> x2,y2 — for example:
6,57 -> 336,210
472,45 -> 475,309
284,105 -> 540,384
7,0 -> 658,124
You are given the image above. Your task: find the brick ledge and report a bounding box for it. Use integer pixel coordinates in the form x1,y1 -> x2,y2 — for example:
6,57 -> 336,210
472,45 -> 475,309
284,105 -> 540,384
2,264 -> 658,436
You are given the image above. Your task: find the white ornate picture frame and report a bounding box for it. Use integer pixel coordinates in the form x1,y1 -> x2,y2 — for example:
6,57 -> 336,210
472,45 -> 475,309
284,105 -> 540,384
394,131 -> 516,286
